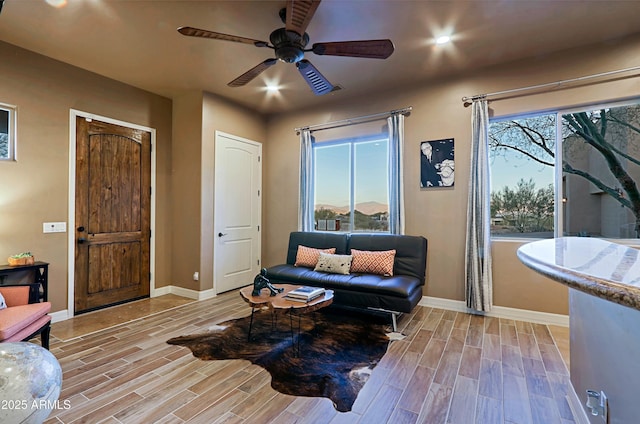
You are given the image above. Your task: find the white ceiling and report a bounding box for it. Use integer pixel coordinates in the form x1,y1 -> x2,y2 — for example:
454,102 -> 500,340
1,0 -> 639,115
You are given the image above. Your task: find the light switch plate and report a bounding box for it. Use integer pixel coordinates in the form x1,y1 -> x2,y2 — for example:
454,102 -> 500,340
43,222 -> 67,233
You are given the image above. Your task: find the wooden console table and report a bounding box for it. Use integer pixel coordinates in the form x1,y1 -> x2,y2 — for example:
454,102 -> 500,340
0,261 -> 49,303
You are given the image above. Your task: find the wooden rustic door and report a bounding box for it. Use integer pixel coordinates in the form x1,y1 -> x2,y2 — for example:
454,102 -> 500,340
74,117 -> 151,314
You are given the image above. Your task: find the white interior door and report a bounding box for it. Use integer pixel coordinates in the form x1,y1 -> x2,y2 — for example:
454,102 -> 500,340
214,131 -> 262,293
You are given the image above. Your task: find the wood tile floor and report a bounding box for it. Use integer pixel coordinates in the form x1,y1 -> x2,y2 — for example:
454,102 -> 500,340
41,290 -> 574,423
50,294 -> 196,341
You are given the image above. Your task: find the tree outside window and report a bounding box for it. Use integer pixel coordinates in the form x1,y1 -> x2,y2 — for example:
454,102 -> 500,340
489,101 -> 640,239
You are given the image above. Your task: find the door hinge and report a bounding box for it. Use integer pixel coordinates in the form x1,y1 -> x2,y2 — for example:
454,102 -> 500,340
258,189 -> 260,196
257,225 -> 260,232
258,156 -> 261,162
257,259 -> 260,266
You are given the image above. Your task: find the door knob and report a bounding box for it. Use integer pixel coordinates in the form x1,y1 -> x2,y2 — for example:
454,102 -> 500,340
77,226 -> 85,232
218,232 -> 227,237
77,237 -> 87,244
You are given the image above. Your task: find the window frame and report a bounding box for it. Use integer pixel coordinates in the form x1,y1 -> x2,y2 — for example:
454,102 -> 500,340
489,97 -> 640,243
0,102 -> 17,162
311,132 -> 390,233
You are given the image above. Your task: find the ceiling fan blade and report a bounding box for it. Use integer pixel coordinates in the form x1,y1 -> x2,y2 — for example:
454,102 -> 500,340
312,40 -> 394,59
285,0 -> 321,36
296,59 -> 334,95
228,59 -> 278,87
177,26 -> 268,47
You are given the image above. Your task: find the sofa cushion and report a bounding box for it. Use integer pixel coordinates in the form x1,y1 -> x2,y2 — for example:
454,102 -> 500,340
0,302 -> 52,341
350,249 -> 396,276
294,245 -> 336,268
2,315 -> 51,343
0,286 -> 30,307
314,252 -> 352,275
349,234 -> 427,284
286,232 -> 349,265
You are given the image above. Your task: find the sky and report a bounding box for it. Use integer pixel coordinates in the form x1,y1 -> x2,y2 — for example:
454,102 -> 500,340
489,144 -> 555,192
314,139 -> 388,206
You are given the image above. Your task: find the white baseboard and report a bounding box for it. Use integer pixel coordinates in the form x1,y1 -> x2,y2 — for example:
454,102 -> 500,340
50,309 -> 70,323
151,285 -> 172,297
166,285 -> 216,300
419,296 -> 569,327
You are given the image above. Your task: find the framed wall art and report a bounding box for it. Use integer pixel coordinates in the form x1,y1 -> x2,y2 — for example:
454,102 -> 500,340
420,138 -> 454,188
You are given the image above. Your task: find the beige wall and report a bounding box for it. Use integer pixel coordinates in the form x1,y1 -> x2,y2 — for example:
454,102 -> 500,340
0,41 -> 173,313
3,31 -> 640,317
263,34 -> 640,315
169,91 -> 267,292
170,91 -> 203,291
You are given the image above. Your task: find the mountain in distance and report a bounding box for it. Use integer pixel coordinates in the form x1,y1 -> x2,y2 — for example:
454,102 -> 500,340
316,201 -> 388,215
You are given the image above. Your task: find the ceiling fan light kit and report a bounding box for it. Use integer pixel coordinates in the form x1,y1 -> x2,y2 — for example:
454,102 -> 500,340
177,0 -> 394,96
270,28 -> 309,64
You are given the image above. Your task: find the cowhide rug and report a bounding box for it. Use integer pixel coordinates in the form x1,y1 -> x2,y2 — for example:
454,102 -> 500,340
167,307 -> 393,412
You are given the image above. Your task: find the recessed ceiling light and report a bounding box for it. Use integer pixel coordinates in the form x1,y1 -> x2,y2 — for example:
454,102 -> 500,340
265,84 -> 280,93
436,35 -> 451,45
45,0 -> 67,8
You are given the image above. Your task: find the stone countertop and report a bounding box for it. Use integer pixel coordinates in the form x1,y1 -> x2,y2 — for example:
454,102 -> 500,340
517,237 -> 640,312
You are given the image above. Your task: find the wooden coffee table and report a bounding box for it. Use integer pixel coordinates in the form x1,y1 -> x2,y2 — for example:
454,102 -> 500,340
239,284 -> 334,355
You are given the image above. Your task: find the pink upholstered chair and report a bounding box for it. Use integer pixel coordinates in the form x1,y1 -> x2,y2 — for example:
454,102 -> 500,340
0,285 -> 52,349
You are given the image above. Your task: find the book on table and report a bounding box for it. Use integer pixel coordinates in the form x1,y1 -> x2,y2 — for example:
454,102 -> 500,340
285,286 -> 325,302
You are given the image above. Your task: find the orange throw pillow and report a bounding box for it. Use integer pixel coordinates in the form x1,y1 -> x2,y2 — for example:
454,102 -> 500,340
294,245 -> 337,268
350,249 -> 396,276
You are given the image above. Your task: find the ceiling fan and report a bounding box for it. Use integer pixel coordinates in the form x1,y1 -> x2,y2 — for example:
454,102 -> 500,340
177,0 -> 394,95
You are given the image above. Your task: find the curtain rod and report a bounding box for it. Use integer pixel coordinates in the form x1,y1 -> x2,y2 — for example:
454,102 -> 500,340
461,65 -> 640,107
294,106 -> 412,134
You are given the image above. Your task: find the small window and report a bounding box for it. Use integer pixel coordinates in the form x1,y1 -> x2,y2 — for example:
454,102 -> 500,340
489,114 -> 556,238
0,103 -> 16,161
313,134 -> 390,233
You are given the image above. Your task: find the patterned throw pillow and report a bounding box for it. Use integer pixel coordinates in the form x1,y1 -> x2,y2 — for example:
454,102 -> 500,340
0,292 -> 6,310
294,245 -> 337,268
350,249 -> 396,276
314,252 -> 353,275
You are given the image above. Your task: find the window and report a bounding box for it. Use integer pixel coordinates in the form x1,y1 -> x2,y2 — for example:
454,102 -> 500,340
313,134 -> 389,232
0,103 -> 16,161
489,100 -> 640,240
489,114 -> 556,238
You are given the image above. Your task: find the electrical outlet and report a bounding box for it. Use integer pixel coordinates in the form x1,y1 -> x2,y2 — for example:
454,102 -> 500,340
43,222 -> 67,233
